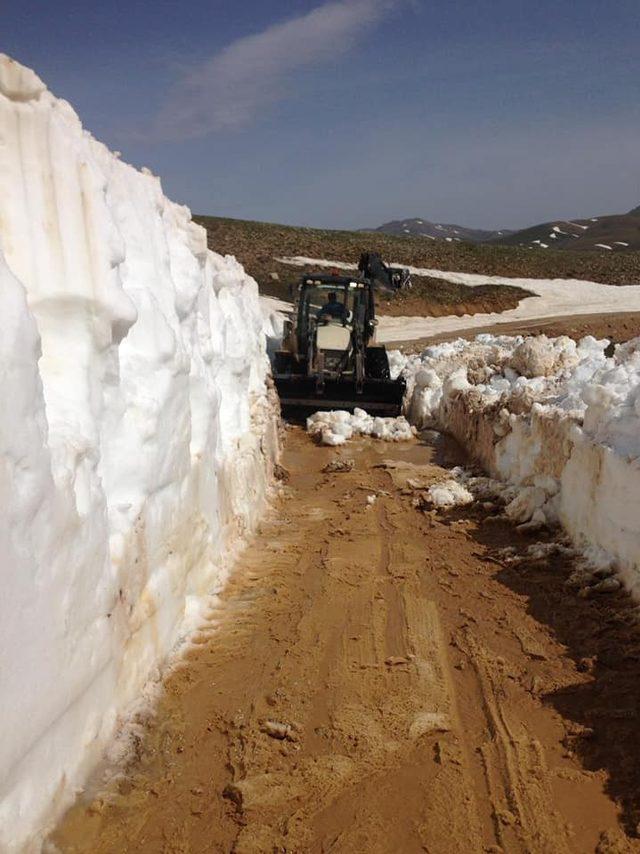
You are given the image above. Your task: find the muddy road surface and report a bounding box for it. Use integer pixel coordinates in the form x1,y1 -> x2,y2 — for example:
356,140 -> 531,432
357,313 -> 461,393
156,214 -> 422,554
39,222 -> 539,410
52,429 -> 640,853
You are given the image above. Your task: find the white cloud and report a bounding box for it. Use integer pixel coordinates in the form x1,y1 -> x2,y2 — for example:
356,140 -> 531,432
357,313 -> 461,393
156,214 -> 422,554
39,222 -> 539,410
154,0 -> 400,139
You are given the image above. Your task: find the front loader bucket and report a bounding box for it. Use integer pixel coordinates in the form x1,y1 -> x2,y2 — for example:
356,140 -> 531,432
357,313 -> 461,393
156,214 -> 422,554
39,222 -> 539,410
274,374 -> 406,417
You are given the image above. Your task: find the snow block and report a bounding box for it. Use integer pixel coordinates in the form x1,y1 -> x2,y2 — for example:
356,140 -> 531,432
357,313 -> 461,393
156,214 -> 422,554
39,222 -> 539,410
0,54 -> 278,851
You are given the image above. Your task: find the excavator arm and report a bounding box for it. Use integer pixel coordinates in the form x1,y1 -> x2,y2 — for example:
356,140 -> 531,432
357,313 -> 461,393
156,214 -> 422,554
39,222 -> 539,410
358,252 -> 412,293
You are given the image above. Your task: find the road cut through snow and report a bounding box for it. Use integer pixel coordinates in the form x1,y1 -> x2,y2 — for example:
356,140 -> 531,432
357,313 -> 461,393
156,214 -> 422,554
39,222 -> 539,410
300,329 -> 640,600
274,255 -> 640,343
49,426 -> 640,853
263,267 -> 640,591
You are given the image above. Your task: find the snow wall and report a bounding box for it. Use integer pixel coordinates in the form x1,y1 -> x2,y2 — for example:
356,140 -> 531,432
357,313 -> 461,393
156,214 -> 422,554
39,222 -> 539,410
394,335 -> 640,594
0,55 -> 279,851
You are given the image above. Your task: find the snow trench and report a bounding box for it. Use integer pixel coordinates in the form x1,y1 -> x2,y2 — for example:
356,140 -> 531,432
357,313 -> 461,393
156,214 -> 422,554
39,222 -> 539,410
392,334 -> 640,596
0,55 -> 279,851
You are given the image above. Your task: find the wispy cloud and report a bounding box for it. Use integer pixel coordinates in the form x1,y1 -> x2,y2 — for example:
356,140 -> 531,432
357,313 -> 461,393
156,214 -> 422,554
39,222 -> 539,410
154,0 -> 401,139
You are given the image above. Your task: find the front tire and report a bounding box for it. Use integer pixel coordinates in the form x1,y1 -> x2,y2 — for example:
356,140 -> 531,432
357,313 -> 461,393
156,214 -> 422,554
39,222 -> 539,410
365,347 -> 391,380
274,350 -> 293,373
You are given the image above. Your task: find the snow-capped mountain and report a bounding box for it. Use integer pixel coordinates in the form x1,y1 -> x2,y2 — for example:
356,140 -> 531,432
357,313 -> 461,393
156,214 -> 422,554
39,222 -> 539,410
372,206 -> 640,251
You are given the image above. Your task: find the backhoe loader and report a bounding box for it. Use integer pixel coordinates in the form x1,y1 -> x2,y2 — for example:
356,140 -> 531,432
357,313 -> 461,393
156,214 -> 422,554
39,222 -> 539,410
273,273 -> 405,415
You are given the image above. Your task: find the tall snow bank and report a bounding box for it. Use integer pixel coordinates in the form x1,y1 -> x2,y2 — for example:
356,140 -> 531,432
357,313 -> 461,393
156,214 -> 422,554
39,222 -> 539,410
396,334 -> 640,594
0,55 -> 278,851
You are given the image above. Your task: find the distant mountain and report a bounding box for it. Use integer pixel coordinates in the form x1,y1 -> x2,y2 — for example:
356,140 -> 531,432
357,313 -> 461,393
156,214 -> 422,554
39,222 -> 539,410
371,207 -> 640,252
492,205 -> 640,252
370,218 -> 513,244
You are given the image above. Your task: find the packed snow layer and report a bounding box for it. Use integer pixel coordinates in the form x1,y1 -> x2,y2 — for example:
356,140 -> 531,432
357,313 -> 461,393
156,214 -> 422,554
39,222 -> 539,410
395,333 -> 640,595
260,295 -> 288,360
275,255 -> 640,344
307,409 -> 414,445
0,55 -> 278,852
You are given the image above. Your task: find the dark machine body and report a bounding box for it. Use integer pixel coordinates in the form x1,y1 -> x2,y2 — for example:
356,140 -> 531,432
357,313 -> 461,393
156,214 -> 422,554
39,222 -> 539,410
358,252 -> 412,293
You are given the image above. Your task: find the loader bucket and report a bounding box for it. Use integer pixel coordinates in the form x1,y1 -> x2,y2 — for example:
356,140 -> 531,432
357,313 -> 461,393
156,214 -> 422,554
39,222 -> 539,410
274,374 -> 406,417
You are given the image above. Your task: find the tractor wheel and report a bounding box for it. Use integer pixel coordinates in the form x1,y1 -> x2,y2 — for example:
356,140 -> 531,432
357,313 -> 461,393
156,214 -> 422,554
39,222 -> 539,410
274,350 -> 293,373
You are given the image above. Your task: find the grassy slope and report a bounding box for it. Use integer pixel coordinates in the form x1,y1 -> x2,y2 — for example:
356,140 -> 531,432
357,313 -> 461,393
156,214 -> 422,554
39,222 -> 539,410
195,215 -> 640,311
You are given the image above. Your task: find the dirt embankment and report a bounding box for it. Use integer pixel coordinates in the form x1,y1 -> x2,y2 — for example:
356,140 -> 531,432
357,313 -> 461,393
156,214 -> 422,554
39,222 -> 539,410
51,429 -> 640,853
377,280 -> 529,318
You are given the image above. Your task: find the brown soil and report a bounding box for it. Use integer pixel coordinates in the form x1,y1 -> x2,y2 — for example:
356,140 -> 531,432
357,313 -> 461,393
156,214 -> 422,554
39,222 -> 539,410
51,430 -> 640,854
376,281 -> 527,318
389,311 -> 640,352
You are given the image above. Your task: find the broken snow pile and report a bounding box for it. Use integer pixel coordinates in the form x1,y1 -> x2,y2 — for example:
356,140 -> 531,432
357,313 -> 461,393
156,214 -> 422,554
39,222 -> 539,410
426,479 -> 474,508
0,55 -> 279,852
395,333 -> 640,595
307,408 -> 415,445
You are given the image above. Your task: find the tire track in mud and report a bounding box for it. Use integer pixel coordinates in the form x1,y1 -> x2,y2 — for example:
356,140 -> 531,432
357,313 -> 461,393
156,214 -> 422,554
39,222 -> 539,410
461,629 -> 571,853
50,428 -> 639,854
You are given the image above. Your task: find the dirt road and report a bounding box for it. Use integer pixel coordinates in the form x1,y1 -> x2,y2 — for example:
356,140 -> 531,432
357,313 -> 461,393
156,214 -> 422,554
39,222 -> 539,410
52,429 -> 640,853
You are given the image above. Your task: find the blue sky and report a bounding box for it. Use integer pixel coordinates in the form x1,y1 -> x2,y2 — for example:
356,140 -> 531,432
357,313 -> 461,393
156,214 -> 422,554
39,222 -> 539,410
5,0 -> 640,229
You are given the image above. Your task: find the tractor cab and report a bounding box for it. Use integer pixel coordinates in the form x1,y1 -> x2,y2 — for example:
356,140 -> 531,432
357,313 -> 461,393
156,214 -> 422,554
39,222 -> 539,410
292,276 -> 375,375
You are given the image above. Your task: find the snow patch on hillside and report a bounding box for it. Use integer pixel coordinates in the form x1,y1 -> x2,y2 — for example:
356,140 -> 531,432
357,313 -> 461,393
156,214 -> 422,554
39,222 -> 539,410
0,54 -> 278,852
276,255 -> 358,272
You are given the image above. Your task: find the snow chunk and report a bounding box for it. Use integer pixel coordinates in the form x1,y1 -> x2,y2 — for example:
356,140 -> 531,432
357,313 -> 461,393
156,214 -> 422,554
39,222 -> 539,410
427,480 -> 474,508
0,54 -> 46,100
307,408 -> 415,445
511,335 -> 579,378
